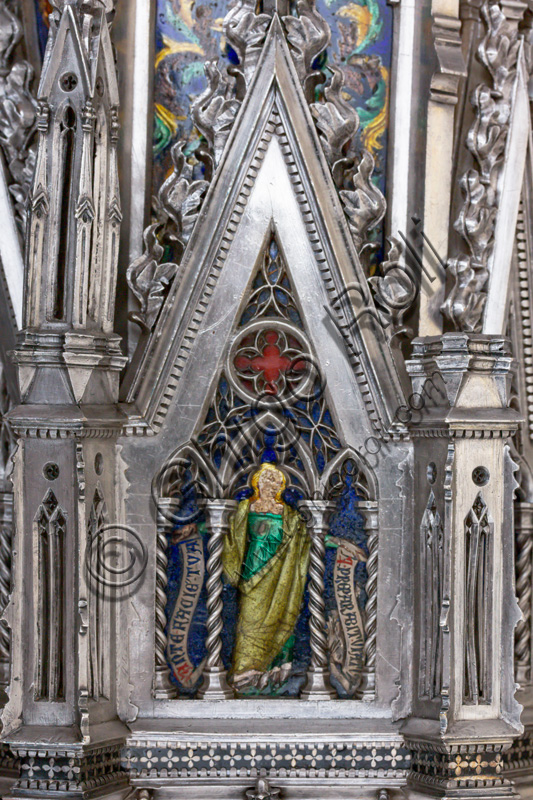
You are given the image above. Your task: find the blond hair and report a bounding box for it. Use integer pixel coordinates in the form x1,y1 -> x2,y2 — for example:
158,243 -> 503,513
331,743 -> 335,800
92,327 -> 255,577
250,462 -> 286,503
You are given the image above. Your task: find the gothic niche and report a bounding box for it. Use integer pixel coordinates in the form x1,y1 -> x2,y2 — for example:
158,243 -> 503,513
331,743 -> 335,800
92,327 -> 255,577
155,234 -> 377,699
35,490 -> 67,702
419,489 -> 444,700
463,492 -> 494,706
87,487 -> 110,702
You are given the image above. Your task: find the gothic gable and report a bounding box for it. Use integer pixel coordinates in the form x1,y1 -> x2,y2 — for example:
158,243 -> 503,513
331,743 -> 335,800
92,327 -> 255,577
123,17 -> 405,440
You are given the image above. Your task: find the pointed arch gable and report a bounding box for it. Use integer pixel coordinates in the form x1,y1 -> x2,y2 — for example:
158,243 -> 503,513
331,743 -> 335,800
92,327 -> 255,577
129,138 -> 379,456
123,17 -> 405,439
38,7 -> 91,100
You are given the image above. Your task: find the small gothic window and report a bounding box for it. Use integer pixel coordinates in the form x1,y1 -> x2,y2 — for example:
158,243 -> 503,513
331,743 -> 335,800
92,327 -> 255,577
53,105 -> 77,321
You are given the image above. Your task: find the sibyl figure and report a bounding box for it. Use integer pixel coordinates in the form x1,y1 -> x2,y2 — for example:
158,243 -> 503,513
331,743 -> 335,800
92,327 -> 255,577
222,463 -> 310,692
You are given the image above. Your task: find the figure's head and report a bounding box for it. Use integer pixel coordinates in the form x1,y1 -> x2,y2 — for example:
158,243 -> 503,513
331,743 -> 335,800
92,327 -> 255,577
250,463 -> 286,503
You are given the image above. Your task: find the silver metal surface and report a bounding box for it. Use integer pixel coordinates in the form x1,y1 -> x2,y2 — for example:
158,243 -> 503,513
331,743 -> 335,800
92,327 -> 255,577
0,0 -> 531,798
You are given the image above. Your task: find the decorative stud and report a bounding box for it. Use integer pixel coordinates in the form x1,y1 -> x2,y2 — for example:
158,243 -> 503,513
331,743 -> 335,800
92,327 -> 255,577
43,463 -> 60,481
60,72 -> 78,92
472,466 -> 490,487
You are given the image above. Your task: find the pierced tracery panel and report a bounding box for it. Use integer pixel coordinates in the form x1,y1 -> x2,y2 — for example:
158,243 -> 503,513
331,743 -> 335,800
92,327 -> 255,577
196,371 -> 341,493
196,233 -> 342,484
239,237 -> 304,329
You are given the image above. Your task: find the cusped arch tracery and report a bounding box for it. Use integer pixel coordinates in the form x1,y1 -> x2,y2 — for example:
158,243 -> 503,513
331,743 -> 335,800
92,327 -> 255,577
150,225 -> 381,700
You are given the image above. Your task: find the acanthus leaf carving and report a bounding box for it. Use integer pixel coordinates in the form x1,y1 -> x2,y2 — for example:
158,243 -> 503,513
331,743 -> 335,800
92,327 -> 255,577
156,143 -> 209,258
369,238 -> 417,341
127,142 -> 208,332
309,61 -> 385,268
467,85 -> 508,187
127,224 -> 181,333
191,61 -> 240,167
453,169 -> 497,262
0,0 -> 38,236
478,1 -> 521,93
310,67 -> 358,172
340,149 -> 386,260
443,254 -> 489,332
223,0 -> 270,89
0,2 -> 20,73
282,0 -> 330,101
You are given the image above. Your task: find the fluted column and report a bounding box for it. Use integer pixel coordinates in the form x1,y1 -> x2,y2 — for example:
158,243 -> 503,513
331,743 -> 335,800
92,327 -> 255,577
153,499 -> 178,699
356,500 -> 379,701
515,501 -> 533,685
197,499 -> 236,700
301,500 -> 336,700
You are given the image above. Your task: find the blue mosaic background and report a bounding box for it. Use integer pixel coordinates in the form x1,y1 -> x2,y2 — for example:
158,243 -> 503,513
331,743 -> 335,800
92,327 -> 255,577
34,0 -> 52,59
165,482 -> 368,698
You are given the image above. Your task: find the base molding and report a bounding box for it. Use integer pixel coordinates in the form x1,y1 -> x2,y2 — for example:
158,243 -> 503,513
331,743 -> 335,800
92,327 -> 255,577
5,740 -> 128,800
134,781 -> 406,800
404,785 -> 518,800
404,737 -> 520,800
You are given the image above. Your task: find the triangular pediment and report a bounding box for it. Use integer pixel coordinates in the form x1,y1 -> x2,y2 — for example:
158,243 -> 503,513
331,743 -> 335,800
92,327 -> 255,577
91,9 -> 119,105
39,7 -> 91,100
123,17 -> 405,442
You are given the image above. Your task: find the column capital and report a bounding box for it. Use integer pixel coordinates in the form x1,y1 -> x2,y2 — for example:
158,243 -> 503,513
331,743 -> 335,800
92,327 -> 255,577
357,500 -> 379,532
298,499 -> 335,533
200,497 -> 238,520
406,334 -> 521,434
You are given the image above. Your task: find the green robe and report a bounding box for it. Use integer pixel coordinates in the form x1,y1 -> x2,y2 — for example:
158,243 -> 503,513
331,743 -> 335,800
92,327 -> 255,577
222,498 -> 310,676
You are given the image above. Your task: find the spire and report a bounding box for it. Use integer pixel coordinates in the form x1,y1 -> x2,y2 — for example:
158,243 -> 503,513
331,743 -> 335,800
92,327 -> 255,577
14,0 -> 125,405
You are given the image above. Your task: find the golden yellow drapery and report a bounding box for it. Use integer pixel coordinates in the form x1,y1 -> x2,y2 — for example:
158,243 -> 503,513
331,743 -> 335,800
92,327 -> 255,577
222,498 -> 310,676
